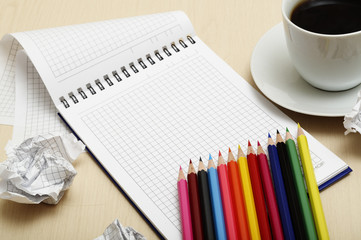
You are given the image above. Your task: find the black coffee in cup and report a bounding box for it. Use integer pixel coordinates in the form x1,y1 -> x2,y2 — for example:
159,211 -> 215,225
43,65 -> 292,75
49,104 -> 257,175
291,0 -> 361,34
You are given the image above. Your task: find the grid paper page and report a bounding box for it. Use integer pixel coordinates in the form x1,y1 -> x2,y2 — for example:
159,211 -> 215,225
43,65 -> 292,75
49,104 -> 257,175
60,36 -> 348,239
79,55 -> 322,234
0,39 -> 21,124
22,12 -> 177,82
13,52 -> 69,142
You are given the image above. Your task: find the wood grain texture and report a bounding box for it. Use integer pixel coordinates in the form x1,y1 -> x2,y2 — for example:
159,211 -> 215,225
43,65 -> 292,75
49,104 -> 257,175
0,0 -> 360,239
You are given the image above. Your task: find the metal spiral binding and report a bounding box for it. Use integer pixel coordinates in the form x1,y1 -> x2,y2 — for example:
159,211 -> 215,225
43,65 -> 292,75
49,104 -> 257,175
60,36 -> 196,109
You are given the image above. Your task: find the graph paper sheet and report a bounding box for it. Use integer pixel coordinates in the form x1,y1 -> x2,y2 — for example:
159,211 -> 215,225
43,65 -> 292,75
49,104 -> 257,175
60,36 -> 348,239
12,51 -> 69,143
0,11 -> 193,141
0,11 -> 350,239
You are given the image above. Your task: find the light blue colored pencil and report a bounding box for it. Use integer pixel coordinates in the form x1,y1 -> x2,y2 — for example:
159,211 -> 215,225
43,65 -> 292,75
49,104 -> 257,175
207,154 -> 227,240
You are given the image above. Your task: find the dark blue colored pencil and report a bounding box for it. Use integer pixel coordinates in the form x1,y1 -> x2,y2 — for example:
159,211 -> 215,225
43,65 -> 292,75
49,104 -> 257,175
267,133 -> 295,240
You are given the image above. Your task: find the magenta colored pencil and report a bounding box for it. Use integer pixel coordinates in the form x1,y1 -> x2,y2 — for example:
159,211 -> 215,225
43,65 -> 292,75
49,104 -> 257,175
178,166 -> 194,240
257,142 -> 284,240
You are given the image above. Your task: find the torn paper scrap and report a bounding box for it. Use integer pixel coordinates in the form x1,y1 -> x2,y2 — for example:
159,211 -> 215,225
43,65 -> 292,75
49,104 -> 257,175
95,219 -> 146,240
344,90 -> 361,135
0,133 -> 84,204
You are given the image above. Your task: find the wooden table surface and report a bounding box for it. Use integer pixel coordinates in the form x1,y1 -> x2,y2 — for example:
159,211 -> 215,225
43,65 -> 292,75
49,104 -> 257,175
0,0 -> 360,239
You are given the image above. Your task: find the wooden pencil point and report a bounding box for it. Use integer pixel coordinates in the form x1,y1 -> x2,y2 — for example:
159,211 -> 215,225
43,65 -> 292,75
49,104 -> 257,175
277,129 -> 280,134
219,150 -> 222,157
228,148 -> 236,162
247,142 -> 255,155
285,130 -> 293,141
198,159 -> 206,171
188,161 -> 196,174
257,141 -> 261,146
257,143 -> 265,154
189,159 -> 192,164
199,157 -> 203,162
276,131 -> 284,143
248,140 -> 251,147
218,152 -> 225,166
268,136 -> 275,145
297,124 -> 305,137
208,156 -> 216,169
286,127 -> 289,132
178,167 -> 186,181
237,145 -> 245,159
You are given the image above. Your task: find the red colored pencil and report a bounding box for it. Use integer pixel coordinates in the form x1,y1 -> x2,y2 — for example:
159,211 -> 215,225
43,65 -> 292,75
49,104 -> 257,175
187,160 -> 204,240
227,148 -> 251,240
247,141 -> 272,240
218,151 -> 239,240
177,166 -> 193,240
257,141 -> 284,240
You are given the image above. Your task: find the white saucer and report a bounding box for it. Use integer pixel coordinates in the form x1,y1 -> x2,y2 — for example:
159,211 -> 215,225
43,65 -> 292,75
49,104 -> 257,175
250,23 -> 361,117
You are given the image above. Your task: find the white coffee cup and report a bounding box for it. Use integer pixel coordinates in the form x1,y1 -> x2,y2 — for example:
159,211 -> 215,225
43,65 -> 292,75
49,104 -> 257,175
282,0 -> 361,91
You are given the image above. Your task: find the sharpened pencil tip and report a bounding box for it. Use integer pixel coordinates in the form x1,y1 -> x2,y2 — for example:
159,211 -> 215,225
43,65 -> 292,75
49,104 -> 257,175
209,154 -> 212,160
199,157 -> 202,162
257,141 -> 260,146
298,123 -> 301,128
189,159 -> 192,164
179,165 -> 182,170
219,150 -> 222,156
248,140 -> 251,146
238,144 -> 241,149
286,127 -> 289,132
277,129 -> 280,134
268,133 -> 271,138
229,147 -> 231,153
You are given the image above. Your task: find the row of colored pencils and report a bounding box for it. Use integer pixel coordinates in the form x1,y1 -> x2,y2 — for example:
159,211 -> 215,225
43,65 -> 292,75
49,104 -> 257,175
177,124 -> 329,240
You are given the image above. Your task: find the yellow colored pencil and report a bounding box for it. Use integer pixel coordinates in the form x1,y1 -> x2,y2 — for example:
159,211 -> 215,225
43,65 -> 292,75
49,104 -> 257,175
297,124 -> 329,240
237,145 -> 261,240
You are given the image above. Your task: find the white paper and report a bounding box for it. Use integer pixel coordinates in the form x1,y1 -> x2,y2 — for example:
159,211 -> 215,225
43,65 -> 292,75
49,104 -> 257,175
94,219 -> 146,240
12,50 -> 70,142
344,90 -> 361,134
0,133 -> 84,204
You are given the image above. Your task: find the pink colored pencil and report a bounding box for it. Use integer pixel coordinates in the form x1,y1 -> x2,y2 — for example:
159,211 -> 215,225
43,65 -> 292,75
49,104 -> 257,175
178,166 -> 194,240
218,151 -> 239,240
257,142 -> 284,240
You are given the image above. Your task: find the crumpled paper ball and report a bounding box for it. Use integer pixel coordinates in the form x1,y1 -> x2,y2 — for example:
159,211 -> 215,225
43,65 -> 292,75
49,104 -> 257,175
0,133 -> 84,204
94,219 -> 146,240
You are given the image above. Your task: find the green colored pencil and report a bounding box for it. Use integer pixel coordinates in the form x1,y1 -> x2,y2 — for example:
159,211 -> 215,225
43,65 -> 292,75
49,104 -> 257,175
285,128 -> 317,240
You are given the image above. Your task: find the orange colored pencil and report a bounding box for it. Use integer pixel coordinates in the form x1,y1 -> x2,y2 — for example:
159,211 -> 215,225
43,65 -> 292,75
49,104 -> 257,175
218,151 -> 239,240
227,148 -> 251,240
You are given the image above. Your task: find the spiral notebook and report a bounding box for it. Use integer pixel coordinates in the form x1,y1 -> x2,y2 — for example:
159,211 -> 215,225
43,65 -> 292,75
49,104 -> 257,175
4,11 -> 351,239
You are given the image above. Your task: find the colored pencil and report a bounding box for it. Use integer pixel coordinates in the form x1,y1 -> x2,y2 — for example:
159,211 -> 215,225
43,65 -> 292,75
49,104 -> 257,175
237,145 -> 261,240
297,124 -> 330,239
227,148 -> 251,240
276,130 -> 307,239
208,154 -> 227,240
285,128 -> 317,239
187,160 -> 204,240
257,141 -> 284,240
177,166 -> 193,240
217,151 -> 239,240
247,141 -> 272,240
268,135 -> 295,239
197,157 -> 216,240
